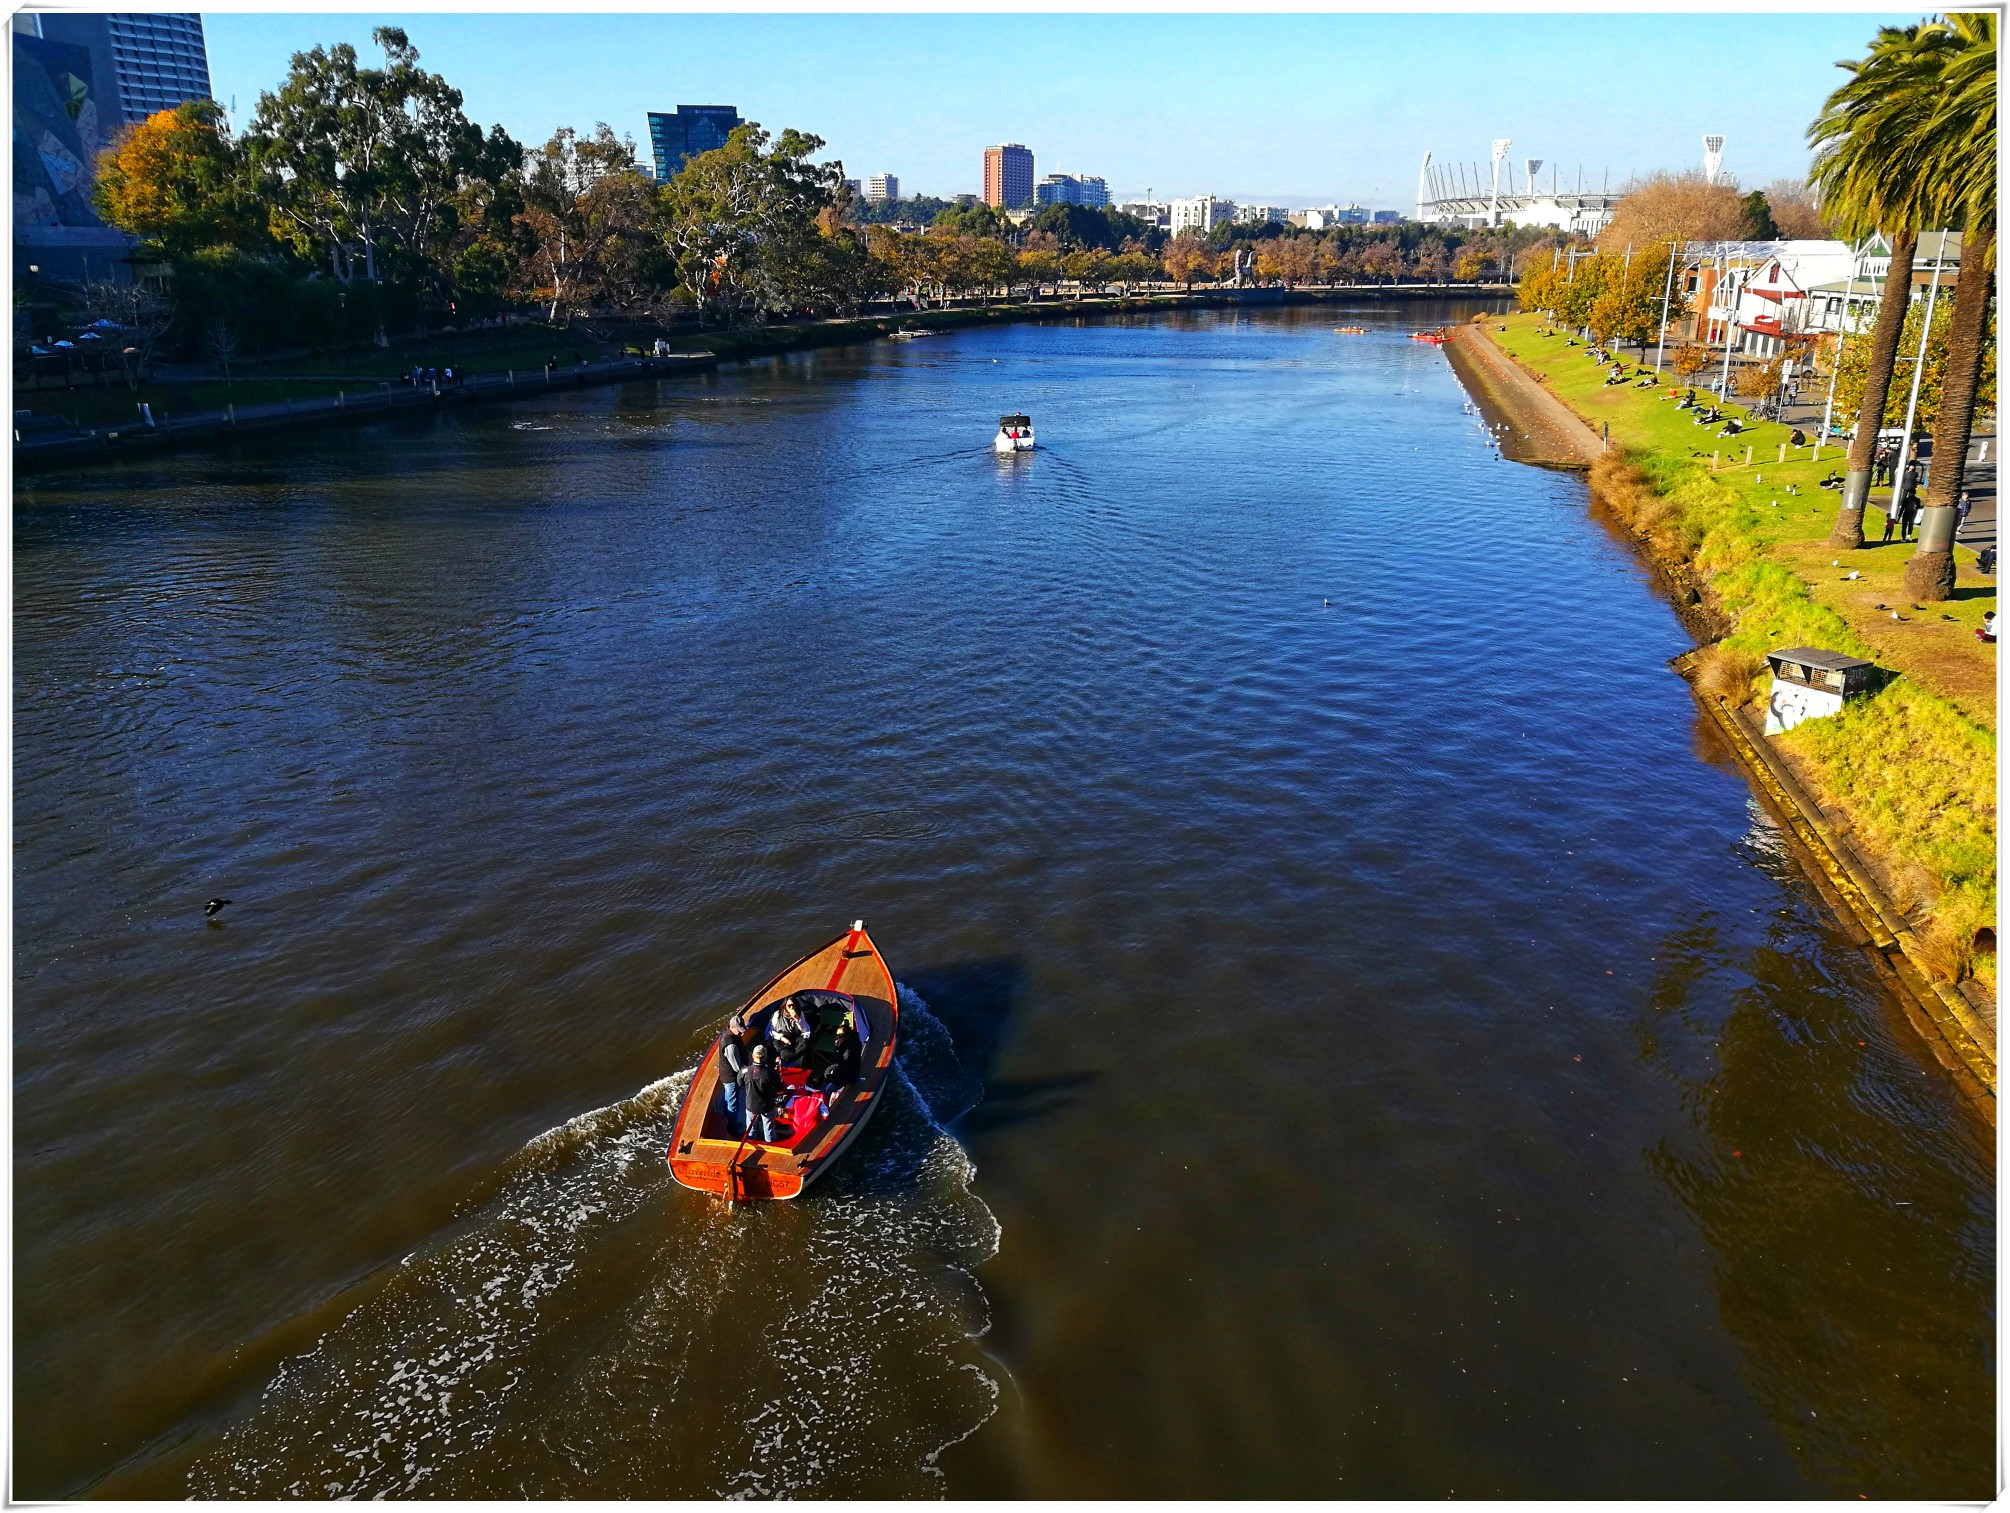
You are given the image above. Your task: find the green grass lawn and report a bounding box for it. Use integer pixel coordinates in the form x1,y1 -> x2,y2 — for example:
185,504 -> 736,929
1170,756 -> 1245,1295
1485,311 -> 1996,989
1492,313 -> 1995,726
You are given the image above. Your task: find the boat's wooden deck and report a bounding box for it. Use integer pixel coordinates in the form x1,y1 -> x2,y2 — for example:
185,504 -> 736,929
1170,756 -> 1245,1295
669,927 -> 897,1200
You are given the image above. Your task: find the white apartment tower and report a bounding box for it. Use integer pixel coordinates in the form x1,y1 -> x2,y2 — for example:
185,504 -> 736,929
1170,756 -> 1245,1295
1170,196 -> 1237,236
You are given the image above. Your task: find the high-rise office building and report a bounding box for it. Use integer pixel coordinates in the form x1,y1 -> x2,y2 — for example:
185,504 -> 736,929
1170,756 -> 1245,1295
865,173 -> 899,203
1034,173 -> 1109,209
647,105 -> 741,182
34,11 -> 210,125
982,144 -> 1034,209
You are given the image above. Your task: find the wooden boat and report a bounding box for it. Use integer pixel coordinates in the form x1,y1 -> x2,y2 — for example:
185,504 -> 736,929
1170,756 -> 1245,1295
667,921 -> 899,1202
1332,326 -> 1368,335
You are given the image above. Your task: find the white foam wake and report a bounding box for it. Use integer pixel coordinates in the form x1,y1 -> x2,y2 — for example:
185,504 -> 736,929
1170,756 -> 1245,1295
190,985 -> 1002,1498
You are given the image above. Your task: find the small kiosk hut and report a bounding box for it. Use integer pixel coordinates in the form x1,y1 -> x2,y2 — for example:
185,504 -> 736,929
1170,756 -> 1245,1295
1763,647 -> 1878,734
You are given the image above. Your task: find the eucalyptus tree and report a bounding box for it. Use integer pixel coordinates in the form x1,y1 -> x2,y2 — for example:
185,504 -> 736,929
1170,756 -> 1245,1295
656,123 -> 848,322
1906,12 -> 1997,601
1807,22 -> 1941,549
518,125 -> 663,320
242,27 -> 517,331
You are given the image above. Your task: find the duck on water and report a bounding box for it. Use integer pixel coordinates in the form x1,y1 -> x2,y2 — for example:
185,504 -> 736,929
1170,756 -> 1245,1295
667,922 -> 899,1202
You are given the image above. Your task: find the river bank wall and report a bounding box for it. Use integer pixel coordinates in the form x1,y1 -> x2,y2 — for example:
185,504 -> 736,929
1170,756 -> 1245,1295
1445,317 -> 1996,1115
15,284 -> 1510,475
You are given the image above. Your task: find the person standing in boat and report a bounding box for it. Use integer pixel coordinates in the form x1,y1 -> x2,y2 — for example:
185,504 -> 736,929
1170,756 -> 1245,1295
739,1043 -> 786,1143
767,994 -> 812,1068
717,1011 -> 754,1132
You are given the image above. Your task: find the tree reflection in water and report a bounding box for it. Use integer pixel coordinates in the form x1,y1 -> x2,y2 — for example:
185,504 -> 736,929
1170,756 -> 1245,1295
1635,854 -> 1993,1501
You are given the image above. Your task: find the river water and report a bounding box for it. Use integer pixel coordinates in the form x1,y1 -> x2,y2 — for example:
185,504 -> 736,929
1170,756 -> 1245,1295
14,304 -> 1994,1499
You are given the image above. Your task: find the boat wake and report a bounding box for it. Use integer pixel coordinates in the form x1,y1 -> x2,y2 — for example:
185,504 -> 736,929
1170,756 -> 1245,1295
188,987 -> 1002,1498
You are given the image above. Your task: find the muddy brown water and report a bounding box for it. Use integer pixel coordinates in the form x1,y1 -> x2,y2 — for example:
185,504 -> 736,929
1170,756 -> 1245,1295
13,304 -> 1993,1498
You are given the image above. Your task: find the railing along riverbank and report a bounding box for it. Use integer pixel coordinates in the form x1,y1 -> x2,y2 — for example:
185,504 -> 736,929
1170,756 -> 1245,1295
14,284 -> 1513,474
12,353 -> 712,472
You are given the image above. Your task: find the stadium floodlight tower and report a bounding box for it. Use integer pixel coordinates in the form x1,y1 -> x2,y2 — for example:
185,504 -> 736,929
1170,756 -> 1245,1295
1416,150 -> 1434,221
1524,158 -> 1543,199
1703,134 -> 1725,185
1488,138 -> 1511,225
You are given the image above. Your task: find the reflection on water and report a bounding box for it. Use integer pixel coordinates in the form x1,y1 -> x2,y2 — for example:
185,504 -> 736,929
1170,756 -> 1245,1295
14,306 -> 1991,1498
1640,807 -> 1993,1499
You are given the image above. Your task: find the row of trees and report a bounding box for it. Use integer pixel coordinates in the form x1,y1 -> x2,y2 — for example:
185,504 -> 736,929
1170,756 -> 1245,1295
1810,12 -> 1995,601
1515,247 -> 1686,350
1514,15 -> 1994,607
90,28 -> 868,351
1594,172 -> 1829,252
83,24 -> 1573,366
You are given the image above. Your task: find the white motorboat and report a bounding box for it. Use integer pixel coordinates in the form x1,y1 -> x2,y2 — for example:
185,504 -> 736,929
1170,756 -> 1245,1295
994,413 -> 1034,453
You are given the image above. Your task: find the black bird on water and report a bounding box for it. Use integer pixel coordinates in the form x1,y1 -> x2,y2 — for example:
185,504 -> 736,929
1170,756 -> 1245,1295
205,898 -> 233,918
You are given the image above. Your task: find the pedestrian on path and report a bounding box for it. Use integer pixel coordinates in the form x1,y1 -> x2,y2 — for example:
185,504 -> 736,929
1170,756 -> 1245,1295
1899,470 -> 1922,542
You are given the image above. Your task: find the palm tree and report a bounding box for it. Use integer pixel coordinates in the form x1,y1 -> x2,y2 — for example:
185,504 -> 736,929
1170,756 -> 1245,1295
1807,24 -> 1943,550
1905,13 -> 1997,601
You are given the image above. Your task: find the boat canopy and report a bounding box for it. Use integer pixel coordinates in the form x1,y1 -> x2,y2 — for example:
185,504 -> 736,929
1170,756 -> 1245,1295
999,413 -> 1031,426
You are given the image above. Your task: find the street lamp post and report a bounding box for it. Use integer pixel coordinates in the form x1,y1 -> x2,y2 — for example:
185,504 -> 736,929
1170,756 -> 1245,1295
1715,250 -> 1738,400
1816,236 -> 1866,462
1652,239 -> 1681,375
1887,242 -> 1946,539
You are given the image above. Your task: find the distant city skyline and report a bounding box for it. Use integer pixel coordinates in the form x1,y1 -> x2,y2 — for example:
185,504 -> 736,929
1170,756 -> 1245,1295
205,12 -> 1919,209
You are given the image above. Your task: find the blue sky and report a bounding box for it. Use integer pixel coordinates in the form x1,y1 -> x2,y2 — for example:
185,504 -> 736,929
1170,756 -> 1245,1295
204,12 -> 1919,207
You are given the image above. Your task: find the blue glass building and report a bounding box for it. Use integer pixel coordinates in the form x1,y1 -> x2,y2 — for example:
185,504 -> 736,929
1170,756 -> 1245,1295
1034,174 -> 1110,209
647,105 -> 742,182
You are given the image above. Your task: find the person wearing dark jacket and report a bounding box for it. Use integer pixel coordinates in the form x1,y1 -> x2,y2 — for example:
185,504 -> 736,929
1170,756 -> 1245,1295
818,1022 -> 863,1093
717,1012 -> 753,1131
739,1043 -> 786,1143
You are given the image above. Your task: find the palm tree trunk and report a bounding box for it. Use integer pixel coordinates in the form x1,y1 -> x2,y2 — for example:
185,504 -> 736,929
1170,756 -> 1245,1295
1905,224 -> 1995,601
1831,227 -> 1917,548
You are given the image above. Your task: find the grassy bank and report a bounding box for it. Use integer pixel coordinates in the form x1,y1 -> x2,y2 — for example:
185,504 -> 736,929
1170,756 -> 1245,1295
1484,311 -> 1996,991
17,377 -> 356,428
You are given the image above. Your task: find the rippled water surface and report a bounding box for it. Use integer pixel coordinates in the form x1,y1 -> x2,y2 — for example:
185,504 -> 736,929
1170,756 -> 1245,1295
14,306 -> 1993,1498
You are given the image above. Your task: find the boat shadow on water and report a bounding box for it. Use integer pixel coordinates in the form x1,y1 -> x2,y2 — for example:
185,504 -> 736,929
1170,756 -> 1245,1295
898,957 -> 1100,1150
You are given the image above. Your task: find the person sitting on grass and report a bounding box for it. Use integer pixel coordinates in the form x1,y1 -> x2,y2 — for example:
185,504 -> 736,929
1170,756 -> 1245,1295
1977,611 -> 1996,644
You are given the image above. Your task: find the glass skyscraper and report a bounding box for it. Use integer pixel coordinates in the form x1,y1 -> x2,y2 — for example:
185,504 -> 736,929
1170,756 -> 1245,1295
34,11 -> 210,125
647,106 -> 742,182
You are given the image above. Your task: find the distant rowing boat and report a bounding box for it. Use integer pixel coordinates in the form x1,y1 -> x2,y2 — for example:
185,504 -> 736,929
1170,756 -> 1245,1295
1408,329 -> 1448,344
1332,326 -> 1368,335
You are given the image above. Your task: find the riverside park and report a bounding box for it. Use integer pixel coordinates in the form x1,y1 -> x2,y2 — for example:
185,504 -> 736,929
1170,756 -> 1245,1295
11,10 -> 1997,1501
